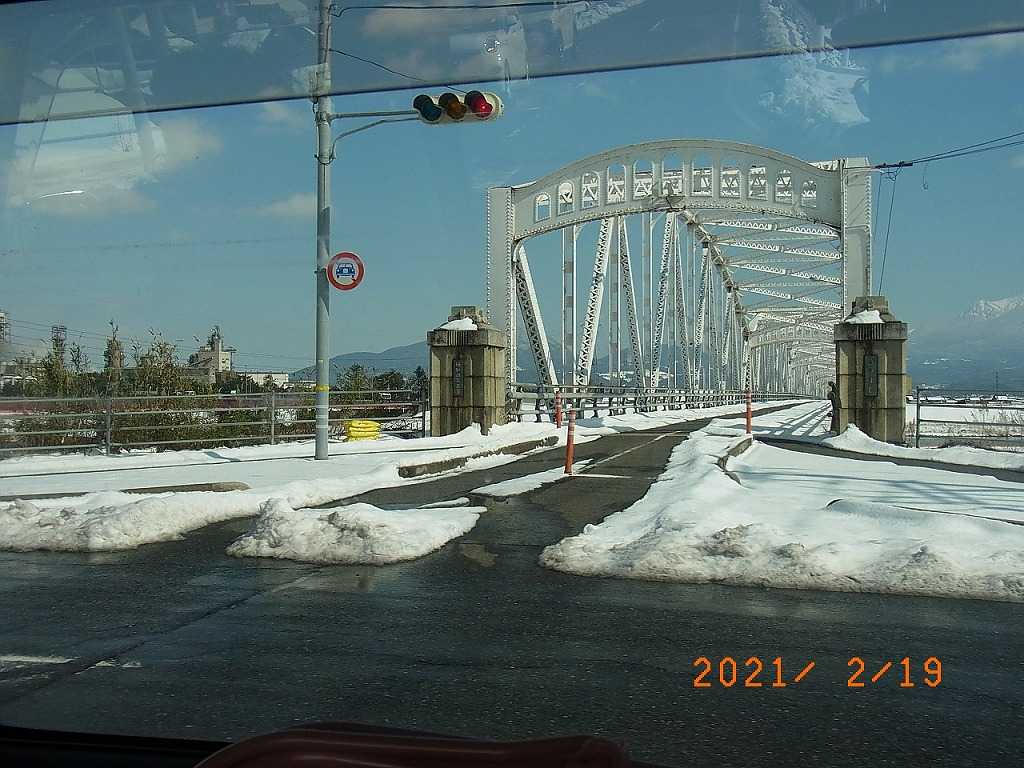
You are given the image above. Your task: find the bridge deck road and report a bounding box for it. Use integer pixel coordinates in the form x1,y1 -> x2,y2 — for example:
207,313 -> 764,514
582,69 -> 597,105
0,402 -> 1018,767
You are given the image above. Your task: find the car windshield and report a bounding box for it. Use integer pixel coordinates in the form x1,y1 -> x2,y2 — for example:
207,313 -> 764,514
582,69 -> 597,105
1,2 -> 1023,766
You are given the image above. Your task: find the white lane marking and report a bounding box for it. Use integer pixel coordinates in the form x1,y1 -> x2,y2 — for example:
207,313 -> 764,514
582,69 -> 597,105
0,655 -> 73,665
586,431 -> 687,469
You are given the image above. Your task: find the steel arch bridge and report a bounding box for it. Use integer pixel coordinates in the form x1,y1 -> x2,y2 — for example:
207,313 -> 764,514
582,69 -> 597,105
486,140 -> 872,398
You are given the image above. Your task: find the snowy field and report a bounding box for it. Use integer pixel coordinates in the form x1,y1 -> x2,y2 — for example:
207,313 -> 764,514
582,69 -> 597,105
908,403 -> 1024,424
0,401 -> 800,556
908,403 -> 1024,446
542,419 -> 1024,602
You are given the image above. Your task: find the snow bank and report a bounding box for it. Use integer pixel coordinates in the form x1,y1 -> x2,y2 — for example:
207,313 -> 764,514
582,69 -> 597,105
227,499 -> 482,564
730,402 -> 1024,473
0,468 -> 399,552
439,317 -> 478,331
0,421 -> 563,552
541,429 -> 1024,602
845,309 -> 883,324
0,404 -> 808,553
824,424 -> 1024,473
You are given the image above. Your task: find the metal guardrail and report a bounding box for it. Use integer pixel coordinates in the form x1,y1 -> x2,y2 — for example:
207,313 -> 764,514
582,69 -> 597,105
0,390 -> 428,457
913,387 -> 1024,448
508,384 -> 805,422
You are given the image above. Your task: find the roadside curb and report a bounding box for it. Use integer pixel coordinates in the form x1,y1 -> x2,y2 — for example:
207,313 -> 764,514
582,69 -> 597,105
398,436 -> 559,479
0,481 -> 251,502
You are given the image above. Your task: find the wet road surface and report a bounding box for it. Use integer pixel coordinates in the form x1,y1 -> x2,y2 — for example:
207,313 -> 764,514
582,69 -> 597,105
0,406 -> 1020,767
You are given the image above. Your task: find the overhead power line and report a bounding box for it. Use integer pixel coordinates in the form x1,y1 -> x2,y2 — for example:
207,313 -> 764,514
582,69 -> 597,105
877,170 -> 900,293
875,129 -> 1024,169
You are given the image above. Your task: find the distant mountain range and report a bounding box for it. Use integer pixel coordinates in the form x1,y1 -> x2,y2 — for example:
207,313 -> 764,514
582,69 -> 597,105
908,294 -> 1024,391
293,294 -> 1024,393
291,340 -> 428,382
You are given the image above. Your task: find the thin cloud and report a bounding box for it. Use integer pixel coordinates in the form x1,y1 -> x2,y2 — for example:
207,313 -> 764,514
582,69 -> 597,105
257,101 -> 309,131
257,192 -> 316,218
941,32 -> 1024,71
5,115 -> 220,217
1010,154 -> 1024,170
361,3 -> 452,38
876,31 -> 1024,73
156,117 -> 223,170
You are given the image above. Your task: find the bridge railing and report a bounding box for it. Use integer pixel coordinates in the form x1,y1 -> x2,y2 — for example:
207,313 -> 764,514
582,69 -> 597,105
508,383 -> 806,422
0,390 -> 428,458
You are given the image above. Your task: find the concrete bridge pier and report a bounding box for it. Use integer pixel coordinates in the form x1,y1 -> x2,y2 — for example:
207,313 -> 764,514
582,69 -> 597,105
834,295 -> 909,444
427,306 -> 507,437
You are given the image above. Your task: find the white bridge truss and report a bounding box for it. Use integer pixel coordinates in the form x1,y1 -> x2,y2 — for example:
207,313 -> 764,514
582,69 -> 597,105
487,140 -> 872,397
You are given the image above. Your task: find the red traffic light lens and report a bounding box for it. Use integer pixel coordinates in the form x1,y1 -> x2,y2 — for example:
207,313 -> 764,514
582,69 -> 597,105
413,94 -> 443,123
464,90 -> 493,119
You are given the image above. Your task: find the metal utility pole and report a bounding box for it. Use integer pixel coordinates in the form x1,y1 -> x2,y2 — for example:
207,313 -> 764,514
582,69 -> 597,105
314,0 -> 333,460
306,10 -> 501,459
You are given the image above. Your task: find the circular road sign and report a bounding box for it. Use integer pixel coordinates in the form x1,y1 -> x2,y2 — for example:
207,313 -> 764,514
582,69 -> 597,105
326,251 -> 364,291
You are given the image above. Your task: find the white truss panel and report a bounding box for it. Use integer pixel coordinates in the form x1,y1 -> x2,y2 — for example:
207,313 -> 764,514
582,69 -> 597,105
576,217 -> 614,385
513,246 -> 558,388
618,218 -> 645,384
649,214 -> 675,388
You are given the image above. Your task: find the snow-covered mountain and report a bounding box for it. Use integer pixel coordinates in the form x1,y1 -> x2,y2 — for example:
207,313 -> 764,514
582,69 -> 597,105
960,295 -> 1024,322
909,294 -> 1024,390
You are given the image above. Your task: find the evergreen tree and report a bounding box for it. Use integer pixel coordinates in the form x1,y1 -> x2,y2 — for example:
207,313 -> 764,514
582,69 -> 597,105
411,365 -> 429,400
338,364 -> 370,392
373,370 -> 405,391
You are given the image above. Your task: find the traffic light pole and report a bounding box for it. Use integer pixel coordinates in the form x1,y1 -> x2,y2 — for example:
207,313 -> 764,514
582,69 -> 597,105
311,0 -> 500,459
313,0 -> 332,460
311,2 -> 415,461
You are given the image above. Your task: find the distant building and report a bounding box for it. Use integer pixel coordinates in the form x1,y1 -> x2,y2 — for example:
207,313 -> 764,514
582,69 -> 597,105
238,371 -> 290,389
185,326 -> 236,385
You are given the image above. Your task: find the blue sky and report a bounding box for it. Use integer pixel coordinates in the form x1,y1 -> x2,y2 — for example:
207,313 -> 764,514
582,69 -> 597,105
2,32 -> 1023,372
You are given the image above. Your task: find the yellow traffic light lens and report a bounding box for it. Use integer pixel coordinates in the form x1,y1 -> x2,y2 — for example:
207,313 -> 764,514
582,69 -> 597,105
438,92 -> 466,120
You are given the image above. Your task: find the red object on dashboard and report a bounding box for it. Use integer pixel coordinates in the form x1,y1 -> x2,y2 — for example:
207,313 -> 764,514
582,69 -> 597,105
195,723 -> 630,767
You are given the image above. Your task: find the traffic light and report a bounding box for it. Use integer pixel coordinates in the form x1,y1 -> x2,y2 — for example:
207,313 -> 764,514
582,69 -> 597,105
412,91 -> 503,124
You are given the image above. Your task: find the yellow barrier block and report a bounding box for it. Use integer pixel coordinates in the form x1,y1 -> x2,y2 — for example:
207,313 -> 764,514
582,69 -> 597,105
345,419 -> 381,441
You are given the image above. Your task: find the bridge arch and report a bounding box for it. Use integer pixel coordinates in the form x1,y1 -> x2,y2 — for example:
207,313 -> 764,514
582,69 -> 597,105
487,140 -> 872,396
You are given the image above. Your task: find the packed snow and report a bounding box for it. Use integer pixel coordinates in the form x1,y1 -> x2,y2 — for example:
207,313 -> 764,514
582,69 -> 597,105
0,422 -> 558,498
729,400 -> 1024,472
0,401 -> 803,554
0,471 -> 397,552
226,500 -> 483,564
473,461 -> 590,497
845,309 -> 883,324
439,317 -> 478,331
730,439 -> 1024,523
823,424 -> 1024,473
0,423 -> 555,552
541,425 -> 1024,602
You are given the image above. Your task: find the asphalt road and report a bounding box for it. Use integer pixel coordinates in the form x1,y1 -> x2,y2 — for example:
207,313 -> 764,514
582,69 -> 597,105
0,406 -> 1020,767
